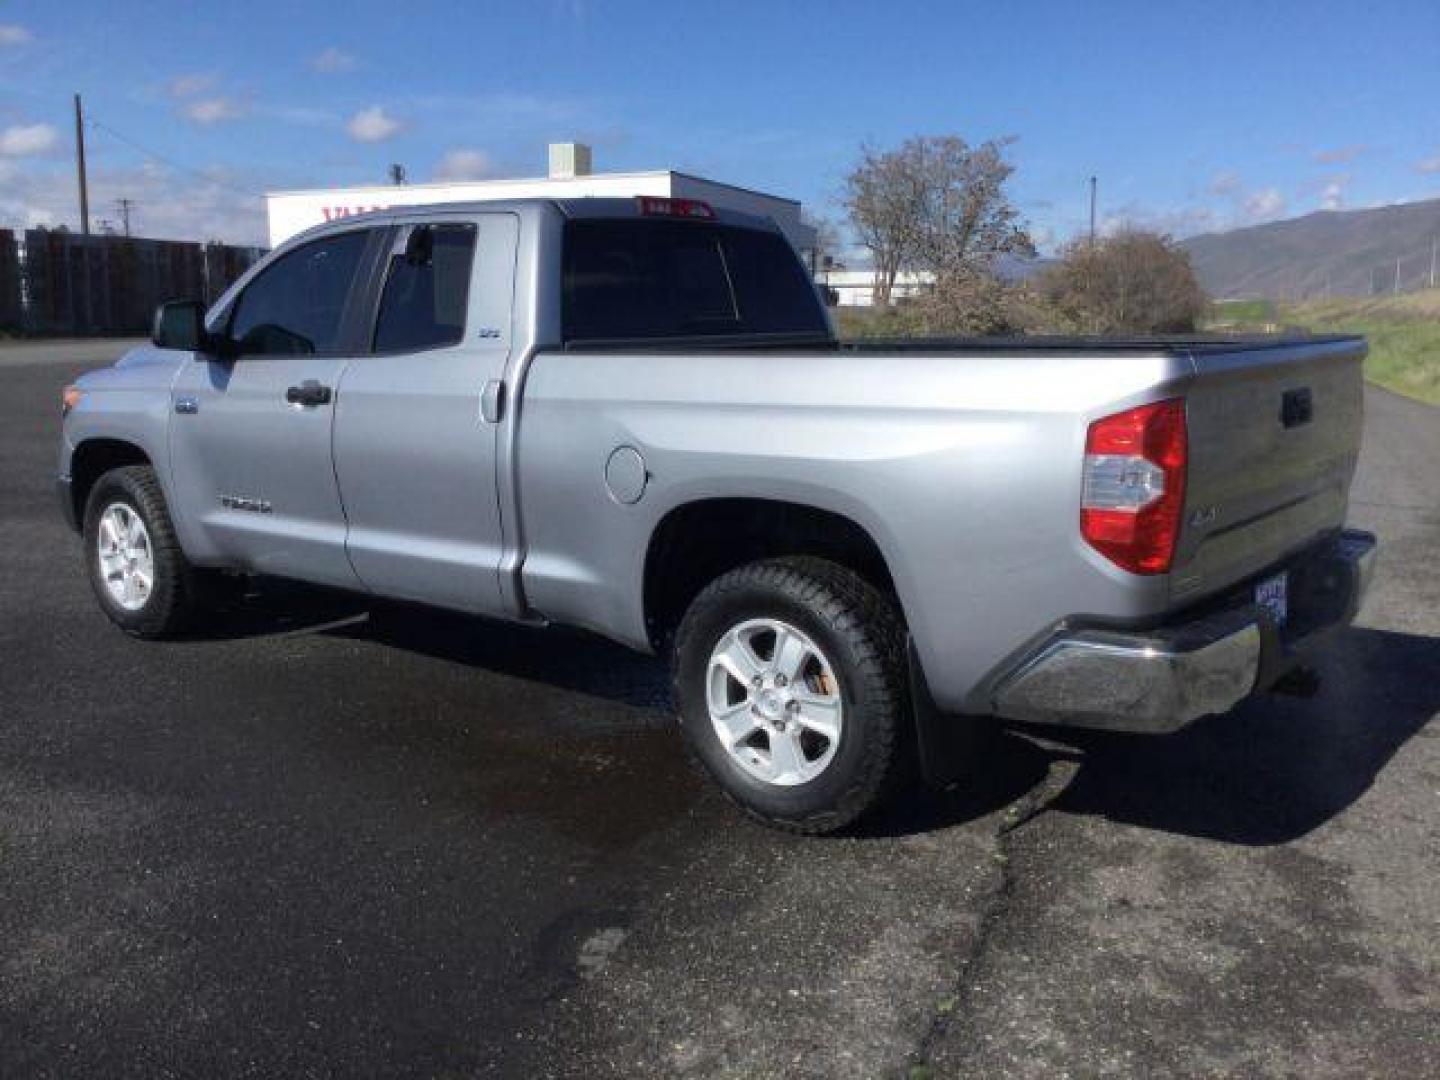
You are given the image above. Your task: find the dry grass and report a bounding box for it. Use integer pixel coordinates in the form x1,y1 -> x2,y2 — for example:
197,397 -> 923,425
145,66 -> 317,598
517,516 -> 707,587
1277,290 -> 1440,405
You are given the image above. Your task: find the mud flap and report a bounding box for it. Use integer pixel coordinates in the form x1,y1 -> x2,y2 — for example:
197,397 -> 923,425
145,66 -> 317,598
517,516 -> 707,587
909,638 -> 985,788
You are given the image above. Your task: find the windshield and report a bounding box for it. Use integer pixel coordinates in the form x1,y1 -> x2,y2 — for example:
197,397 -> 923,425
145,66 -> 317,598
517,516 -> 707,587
561,219 -> 828,342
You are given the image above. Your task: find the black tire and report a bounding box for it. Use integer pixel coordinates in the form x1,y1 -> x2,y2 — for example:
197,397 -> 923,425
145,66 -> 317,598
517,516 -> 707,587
83,465 -> 203,638
671,557 -> 910,834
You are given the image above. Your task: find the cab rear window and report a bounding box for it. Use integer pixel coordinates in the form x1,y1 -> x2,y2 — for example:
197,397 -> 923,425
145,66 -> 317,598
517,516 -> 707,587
561,219 -> 826,342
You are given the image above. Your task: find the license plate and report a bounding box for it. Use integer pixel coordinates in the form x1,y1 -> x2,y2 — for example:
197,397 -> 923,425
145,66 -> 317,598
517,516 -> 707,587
1255,571 -> 1288,626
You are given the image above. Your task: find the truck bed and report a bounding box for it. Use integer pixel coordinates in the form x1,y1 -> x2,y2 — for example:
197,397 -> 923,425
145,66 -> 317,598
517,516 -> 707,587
528,331 -> 1366,711
562,333 -> 1363,354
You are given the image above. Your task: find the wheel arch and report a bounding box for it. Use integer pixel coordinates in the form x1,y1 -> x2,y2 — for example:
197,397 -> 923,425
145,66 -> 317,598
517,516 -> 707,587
68,438 -> 153,530
642,497 -> 902,652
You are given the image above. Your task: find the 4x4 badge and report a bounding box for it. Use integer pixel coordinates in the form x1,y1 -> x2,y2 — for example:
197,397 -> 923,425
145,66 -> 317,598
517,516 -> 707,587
1189,505 -> 1218,528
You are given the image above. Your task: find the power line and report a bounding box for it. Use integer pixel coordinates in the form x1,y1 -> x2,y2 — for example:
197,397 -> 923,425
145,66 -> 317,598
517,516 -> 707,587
84,116 -> 266,200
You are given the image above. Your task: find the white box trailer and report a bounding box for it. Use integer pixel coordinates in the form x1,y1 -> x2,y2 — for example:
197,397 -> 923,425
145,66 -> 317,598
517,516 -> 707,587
265,144 -> 816,258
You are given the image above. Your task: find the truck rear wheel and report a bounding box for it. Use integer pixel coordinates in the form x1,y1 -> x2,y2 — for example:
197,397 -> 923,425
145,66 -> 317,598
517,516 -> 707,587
671,557 -> 909,834
83,465 -> 204,639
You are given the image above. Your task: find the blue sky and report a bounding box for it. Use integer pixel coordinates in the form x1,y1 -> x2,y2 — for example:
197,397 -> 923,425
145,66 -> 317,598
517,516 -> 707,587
1,0 -> 1438,250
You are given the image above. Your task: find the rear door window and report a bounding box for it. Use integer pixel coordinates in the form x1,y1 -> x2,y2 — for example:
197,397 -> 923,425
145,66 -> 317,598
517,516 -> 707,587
372,223 -> 478,352
562,219 -> 826,341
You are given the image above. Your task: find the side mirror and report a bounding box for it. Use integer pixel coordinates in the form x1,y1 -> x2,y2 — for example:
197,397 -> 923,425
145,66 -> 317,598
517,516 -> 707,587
151,300 -> 209,351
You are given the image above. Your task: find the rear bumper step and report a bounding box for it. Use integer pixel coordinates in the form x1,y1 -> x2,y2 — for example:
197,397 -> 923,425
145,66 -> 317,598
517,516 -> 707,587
991,528 -> 1376,733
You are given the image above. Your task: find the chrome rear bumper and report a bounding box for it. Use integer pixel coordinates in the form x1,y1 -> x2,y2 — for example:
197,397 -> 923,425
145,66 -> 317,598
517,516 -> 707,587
991,529 -> 1376,733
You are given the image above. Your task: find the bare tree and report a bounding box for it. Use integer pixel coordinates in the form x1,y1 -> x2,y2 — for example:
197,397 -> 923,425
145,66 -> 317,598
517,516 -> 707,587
843,145 -> 926,304
844,136 -> 1032,304
909,136 -> 1034,276
1041,229 -> 1209,333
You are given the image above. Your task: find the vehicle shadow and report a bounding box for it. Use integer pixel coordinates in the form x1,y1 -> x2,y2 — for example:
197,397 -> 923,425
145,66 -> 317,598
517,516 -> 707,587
191,583 -> 1437,845
179,578 -> 374,641
1025,625 -> 1440,846
193,580 -> 1050,829
353,601 -> 675,711
855,729 -> 1058,839
191,578 -> 674,709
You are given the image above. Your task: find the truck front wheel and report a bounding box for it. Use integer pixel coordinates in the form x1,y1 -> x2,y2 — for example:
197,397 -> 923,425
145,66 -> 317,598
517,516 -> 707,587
83,465 -> 206,639
671,557 -> 909,834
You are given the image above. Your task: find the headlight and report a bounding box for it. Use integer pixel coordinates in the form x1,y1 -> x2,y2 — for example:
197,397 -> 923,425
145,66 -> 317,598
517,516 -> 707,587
61,385 -> 82,417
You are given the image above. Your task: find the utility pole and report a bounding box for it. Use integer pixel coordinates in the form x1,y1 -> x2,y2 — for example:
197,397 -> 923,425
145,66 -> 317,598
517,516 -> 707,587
1394,255 -> 1402,295
73,93 -> 90,236
115,198 -> 134,238
1430,236 -> 1437,289
1088,176 -> 1097,245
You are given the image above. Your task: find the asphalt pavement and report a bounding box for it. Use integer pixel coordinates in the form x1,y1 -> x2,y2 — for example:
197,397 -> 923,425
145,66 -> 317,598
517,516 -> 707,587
1,338 -> 1435,1078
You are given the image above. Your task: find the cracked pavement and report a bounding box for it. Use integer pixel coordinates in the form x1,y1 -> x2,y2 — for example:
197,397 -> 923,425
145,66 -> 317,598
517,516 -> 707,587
2,341 -> 1436,1077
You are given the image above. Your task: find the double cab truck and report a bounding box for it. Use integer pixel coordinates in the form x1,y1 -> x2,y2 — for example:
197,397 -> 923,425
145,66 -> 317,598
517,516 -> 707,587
57,196 -> 1376,832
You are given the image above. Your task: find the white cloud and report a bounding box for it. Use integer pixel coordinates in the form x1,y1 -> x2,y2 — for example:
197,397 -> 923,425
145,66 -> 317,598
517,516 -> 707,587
183,97 -> 247,125
1206,170 -> 1241,197
169,73 -> 217,98
1417,154 -> 1440,175
1095,173 -> 1303,244
1027,223 -> 1057,251
347,105 -> 403,143
1242,188 -> 1286,222
1318,175 -> 1350,211
0,124 -> 59,157
433,148 -> 494,181
1101,202 -> 1217,239
0,161 -> 268,244
311,46 -> 357,73
169,76 -> 246,125
1313,144 -> 1368,165
0,23 -> 31,45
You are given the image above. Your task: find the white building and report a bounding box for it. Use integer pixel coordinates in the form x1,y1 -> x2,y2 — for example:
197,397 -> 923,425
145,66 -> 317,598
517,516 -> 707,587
816,269 -> 935,307
265,143 -> 817,257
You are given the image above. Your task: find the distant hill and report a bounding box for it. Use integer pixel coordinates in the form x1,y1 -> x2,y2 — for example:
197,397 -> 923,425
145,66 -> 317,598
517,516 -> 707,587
1180,198 -> 1440,300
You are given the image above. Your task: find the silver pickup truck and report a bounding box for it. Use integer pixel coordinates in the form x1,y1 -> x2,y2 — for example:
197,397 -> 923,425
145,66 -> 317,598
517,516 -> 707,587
57,196 -> 1376,832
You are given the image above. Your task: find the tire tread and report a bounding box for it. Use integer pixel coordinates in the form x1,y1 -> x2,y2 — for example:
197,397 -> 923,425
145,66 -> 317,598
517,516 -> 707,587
672,556 -> 909,835
84,464 -> 198,638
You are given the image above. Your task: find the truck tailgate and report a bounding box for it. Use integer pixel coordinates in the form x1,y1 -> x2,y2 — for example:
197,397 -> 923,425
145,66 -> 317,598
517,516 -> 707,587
1172,337 -> 1366,602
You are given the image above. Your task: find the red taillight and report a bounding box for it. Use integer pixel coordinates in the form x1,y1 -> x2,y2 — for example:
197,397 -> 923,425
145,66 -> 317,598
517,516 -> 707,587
1080,398 -> 1187,574
636,196 -> 715,220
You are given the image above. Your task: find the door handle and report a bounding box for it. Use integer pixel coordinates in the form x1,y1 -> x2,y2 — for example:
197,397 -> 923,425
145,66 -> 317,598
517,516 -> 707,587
481,379 -> 506,423
285,380 -> 333,407
1281,387 -> 1313,428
